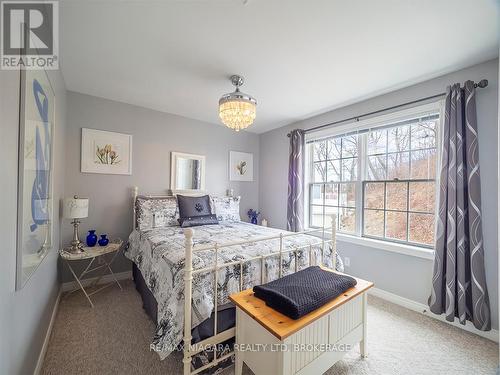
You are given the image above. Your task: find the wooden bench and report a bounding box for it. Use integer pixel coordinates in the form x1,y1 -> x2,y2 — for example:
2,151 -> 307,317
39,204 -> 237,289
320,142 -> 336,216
229,272 -> 373,375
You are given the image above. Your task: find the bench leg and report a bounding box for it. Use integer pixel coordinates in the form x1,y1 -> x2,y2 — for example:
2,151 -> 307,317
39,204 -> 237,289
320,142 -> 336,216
235,353 -> 243,375
360,292 -> 368,358
235,308 -> 244,375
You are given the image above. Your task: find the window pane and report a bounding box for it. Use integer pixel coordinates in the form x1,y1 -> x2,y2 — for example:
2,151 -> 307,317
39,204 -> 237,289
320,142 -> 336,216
409,213 -> 435,246
388,125 -> 410,152
341,158 -> 357,181
364,209 -> 384,237
326,160 -> 340,182
411,121 -> 436,150
410,149 -> 436,179
386,211 -> 407,241
310,184 -> 324,205
339,208 -> 356,233
409,181 -> 436,213
341,136 -> 358,158
364,182 -> 384,209
368,129 -> 387,155
367,155 -> 386,180
340,183 -> 356,208
313,141 -> 328,162
387,152 -> 409,180
313,161 -> 326,182
324,183 -> 338,206
386,182 -> 407,211
327,138 -> 342,160
324,206 -> 339,221
310,206 -> 324,227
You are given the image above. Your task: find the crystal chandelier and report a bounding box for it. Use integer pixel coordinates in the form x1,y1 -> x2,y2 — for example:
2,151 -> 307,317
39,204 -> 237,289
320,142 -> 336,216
219,75 -> 257,131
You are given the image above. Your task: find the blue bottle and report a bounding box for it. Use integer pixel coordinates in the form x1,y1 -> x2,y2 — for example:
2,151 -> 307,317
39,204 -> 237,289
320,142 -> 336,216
98,234 -> 109,247
86,230 -> 98,247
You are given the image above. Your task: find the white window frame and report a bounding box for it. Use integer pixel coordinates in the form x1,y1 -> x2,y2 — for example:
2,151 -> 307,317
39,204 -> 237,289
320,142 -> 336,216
305,100 -> 444,257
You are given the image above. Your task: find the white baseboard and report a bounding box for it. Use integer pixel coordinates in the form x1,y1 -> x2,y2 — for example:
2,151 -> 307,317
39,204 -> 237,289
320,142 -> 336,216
61,270 -> 132,292
34,288 -> 62,375
369,287 -> 499,343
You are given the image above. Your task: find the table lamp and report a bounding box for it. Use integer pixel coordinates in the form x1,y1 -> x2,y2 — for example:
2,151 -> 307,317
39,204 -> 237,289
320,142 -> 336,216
63,195 -> 89,253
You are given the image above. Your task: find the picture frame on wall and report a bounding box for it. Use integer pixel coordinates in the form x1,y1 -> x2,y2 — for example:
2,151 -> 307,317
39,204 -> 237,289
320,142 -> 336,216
17,68 -> 55,289
81,128 -> 133,175
229,151 -> 253,181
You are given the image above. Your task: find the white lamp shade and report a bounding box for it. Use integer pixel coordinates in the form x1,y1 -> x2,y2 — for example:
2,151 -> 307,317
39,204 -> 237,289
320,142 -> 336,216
63,197 -> 89,219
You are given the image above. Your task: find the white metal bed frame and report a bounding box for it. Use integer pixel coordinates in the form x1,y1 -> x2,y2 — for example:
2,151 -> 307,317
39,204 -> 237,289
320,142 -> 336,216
132,187 -> 338,375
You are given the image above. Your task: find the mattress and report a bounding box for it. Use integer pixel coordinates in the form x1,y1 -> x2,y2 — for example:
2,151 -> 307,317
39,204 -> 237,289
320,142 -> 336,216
125,220 -> 339,360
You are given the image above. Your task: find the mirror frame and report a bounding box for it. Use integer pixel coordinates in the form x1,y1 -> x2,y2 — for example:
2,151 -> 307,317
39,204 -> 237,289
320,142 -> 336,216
170,151 -> 206,194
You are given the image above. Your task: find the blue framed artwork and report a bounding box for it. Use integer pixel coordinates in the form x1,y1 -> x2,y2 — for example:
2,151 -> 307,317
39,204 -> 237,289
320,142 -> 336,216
16,68 -> 55,289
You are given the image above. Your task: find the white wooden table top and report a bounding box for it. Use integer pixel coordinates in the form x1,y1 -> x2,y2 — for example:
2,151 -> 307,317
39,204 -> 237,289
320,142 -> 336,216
60,239 -> 123,260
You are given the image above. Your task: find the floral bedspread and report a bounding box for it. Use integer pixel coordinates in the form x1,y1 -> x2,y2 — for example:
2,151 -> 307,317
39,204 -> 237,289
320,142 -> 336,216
125,221 -> 341,360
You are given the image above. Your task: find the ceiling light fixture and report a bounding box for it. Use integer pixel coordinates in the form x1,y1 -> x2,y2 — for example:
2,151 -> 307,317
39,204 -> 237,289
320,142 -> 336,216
218,75 -> 257,132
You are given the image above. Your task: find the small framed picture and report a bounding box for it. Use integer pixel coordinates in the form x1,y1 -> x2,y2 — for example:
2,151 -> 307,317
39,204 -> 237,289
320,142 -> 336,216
229,151 -> 253,181
81,128 -> 132,175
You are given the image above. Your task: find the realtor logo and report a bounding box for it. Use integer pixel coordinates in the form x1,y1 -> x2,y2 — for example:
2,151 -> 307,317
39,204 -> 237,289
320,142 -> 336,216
1,0 -> 59,69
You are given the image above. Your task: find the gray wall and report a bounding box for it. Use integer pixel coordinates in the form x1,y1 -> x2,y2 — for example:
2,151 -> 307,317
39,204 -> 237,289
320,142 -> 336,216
0,69 -> 67,374
62,91 -> 260,281
259,59 -> 499,330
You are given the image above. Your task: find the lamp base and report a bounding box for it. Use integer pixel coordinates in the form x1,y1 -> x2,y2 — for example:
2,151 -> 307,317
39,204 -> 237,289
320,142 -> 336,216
67,219 -> 85,253
66,241 -> 85,254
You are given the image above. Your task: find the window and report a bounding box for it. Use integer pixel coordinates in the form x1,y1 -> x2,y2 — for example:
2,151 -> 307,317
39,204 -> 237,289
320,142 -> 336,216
310,135 -> 358,233
307,108 -> 439,248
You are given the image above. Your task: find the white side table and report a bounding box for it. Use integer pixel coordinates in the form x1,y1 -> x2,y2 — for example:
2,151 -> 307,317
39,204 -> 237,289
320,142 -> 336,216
60,239 -> 124,307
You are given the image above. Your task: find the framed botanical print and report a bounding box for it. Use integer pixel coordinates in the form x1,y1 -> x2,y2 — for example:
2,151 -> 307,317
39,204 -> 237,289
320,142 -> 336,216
229,151 -> 253,181
81,128 -> 132,175
17,68 -> 55,289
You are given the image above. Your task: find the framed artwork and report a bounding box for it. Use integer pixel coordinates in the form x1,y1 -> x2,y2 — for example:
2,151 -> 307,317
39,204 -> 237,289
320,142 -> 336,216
81,128 -> 132,174
229,151 -> 253,181
17,68 -> 55,289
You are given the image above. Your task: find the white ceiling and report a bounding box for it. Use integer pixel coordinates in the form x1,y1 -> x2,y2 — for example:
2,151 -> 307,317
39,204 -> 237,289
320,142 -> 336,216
60,0 -> 499,134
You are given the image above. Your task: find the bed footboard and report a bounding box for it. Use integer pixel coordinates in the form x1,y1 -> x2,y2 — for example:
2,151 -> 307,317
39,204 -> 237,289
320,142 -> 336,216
182,216 -> 338,375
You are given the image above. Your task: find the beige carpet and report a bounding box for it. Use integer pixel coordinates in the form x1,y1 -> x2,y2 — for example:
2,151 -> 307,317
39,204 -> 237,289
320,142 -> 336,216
42,280 -> 498,375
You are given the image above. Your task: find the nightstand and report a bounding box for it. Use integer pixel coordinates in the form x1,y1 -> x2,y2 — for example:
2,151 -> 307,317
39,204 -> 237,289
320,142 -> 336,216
60,238 -> 124,307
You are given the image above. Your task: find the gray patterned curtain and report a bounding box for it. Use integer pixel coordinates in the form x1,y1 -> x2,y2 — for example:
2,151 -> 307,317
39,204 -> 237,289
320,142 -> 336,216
429,81 -> 490,331
287,129 -> 305,232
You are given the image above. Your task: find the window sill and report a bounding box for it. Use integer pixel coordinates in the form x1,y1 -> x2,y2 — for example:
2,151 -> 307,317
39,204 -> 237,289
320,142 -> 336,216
336,233 -> 435,260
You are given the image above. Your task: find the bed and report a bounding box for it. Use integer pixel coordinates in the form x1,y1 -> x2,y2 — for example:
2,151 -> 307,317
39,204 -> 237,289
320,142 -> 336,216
125,187 -> 341,375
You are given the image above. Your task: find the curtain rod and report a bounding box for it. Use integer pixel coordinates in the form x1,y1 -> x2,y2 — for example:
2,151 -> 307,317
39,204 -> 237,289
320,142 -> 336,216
287,79 -> 489,137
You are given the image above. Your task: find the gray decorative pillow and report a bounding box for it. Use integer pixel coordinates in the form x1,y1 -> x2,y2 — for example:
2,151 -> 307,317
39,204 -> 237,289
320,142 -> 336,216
180,214 -> 219,228
177,195 -> 212,225
211,196 -> 241,221
135,196 -> 179,230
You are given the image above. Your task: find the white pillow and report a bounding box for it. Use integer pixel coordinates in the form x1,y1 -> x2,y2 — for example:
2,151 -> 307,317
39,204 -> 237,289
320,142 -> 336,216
211,196 -> 241,221
135,196 -> 179,230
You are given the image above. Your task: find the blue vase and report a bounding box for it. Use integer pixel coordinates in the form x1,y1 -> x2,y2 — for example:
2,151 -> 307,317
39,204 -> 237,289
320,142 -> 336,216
86,230 -> 98,247
251,217 -> 258,225
98,234 -> 109,247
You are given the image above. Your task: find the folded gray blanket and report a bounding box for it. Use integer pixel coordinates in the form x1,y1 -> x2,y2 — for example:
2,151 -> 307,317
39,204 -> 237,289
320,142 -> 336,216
253,266 -> 357,319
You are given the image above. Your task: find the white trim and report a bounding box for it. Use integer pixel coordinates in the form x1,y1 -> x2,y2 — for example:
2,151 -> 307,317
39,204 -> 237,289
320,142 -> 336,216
34,288 -> 62,375
369,287 -> 499,343
61,270 -> 132,292
337,233 -> 435,260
